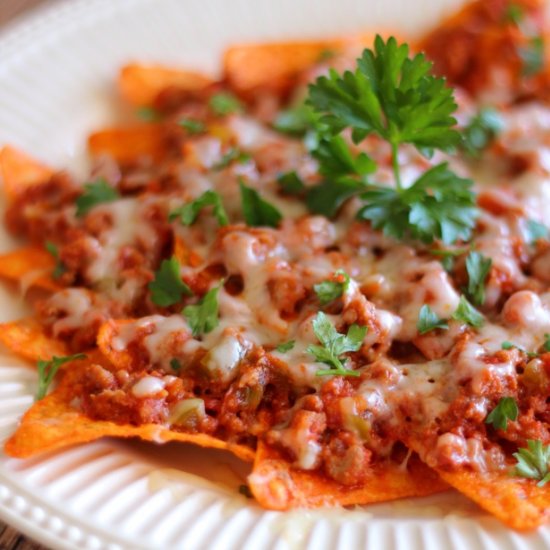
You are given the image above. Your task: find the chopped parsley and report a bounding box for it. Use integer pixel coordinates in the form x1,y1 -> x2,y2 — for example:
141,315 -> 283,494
277,171 -> 306,195
209,92 -> 243,116
275,340 -> 295,353
170,358 -> 182,371
465,251 -> 492,306
501,341 -> 538,358
75,179 -> 120,217
525,219 -> 548,244
485,397 -> 518,431
239,180 -> 282,228
519,36 -> 545,77
36,354 -> 87,400
213,148 -> 251,171
148,257 -> 193,307
45,241 -> 66,280
417,304 -> 448,334
452,296 -> 485,328
136,106 -> 161,122
273,103 -> 316,137
178,118 -> 206,134
503,3 -> 524,25
307,36 -> 477,244
308,312 -> 366,377
542,333 -> 550,352
461,107 -> 504,158
169,190 -> 229,227
513,440 -> 550,487
183,284 -> 221,337
314,270 -> 350,305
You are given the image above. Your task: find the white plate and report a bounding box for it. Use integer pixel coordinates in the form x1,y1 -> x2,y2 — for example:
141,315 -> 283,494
0,0 -> 549,548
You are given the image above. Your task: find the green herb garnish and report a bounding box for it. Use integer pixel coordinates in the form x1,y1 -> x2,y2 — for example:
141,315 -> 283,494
183,284 -> 221,337
75,179 -> 120,217
525,219 -> 549,244
275,341 -> 296,353
136,106 -> 162,122
451,295 -> 485,327
178,118 -> 206,134
461,107 -> 504,158
314,270 -> 350,305
213,148 -> 251,171
169,190 -> 229,227
239,180 -> 282,228
513,440 -> 550,486
486,397 -> 518,430
149,257 -> 193,307
36,354 -> 87,400
465,251 -> 492,306
417,304 -> 448,334
308,312 -> 366,377
277,171 -> 306,195
45,241 -> 66,280
519,36 -> 545,76
209,92 -> 243,116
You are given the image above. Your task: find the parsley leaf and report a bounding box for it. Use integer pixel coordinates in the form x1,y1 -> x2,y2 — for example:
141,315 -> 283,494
276,340 -> 295,353
519,36 -> 545,77
178,118 -> 206,134
486,397 -> 519,430
314,270 -> 350,305
75,179 -> 120,217
543,333 -> 550,352
36,353 -> 87,400
239,180 -> 282,228
417,304 -> 448,334
170,358 -> 182,371
307,178 -> 365,218
148,257 -> 193,307
525,219 -> 548,244
213,148 -> 251,171
452,296 -> 485,327
273,103 -> 316,137
277,171 -> 306,195
513,440 -> 550,486
169,190 -> 229,227
45,241 -> 66,280
429,247 -> 468,272
209,92 -> 243,116
461,107 -> 504,158
183,284 -> 221,337
136,106 -> 162,122
307,312 -> 366,377
357,163 -> 477,244
306,36 -> 477,244
504,3 -> 524,25
465,251 -> 492,306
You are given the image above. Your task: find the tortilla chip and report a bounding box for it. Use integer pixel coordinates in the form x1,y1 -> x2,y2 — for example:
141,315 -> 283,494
0,146 -> 53,201
118,63 -> 213,107
0,247 -> 61,292
0,318 -> 68,362
248,442 -> 447,510
223,33 -> 397,95
88,125 -> 167,164
4,355 -> 255,462
435,469 -> 550,531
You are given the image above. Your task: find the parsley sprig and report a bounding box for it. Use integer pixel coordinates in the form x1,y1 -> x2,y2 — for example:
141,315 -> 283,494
183,284 -> 221,337
513,440 -> 550,487
149,257 -> 193,307
307,312 -> 366,377
239,180 -> 282,228
485,397 -> 518,431
306,36 -> 477,244
169,190 -> 229,227
45,241 -> 67,280
465,251 -> 492,306
417,304 -> 448,334
75,179 -> 120,217
36,354 -> 87,400
314,270 -> 350,305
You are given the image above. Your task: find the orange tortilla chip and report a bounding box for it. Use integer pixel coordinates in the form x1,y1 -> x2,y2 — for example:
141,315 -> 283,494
118,63 -> 213,107
88,125 -> 167,164
0,318 -> 68,362
223,33 -> 397,95
0,146 -> 53,201
435,469 -> 550,531
248,442 -> 447,510
0,247 -> 62,292
5,356 -> 255,462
